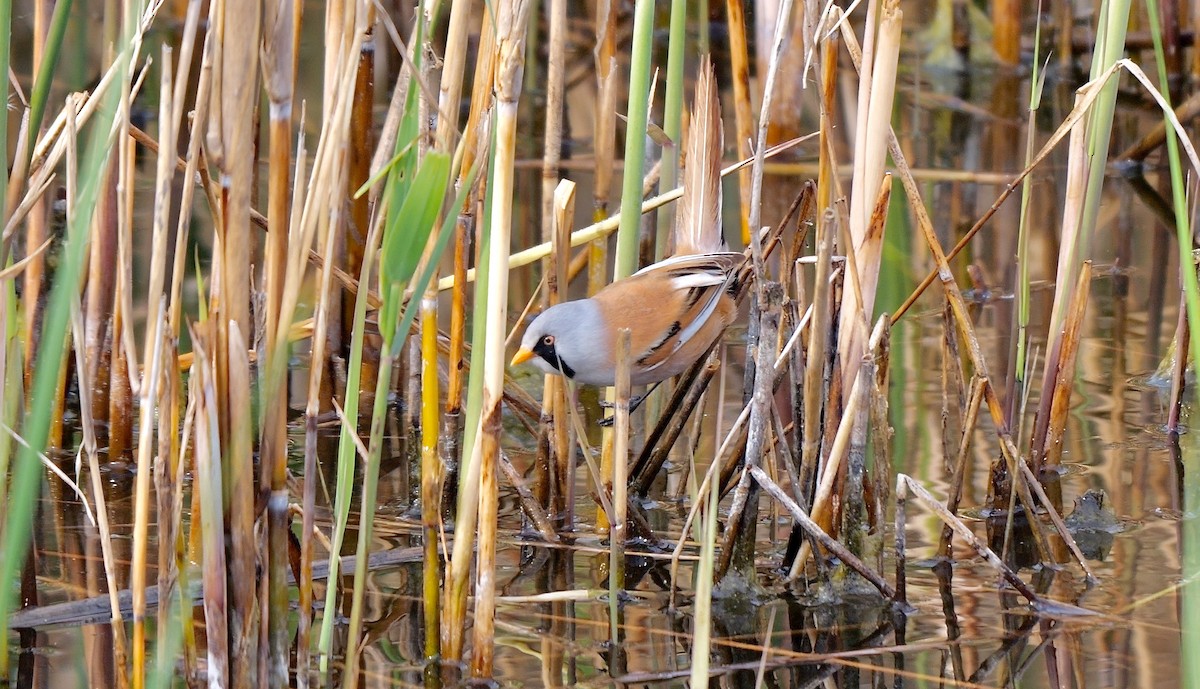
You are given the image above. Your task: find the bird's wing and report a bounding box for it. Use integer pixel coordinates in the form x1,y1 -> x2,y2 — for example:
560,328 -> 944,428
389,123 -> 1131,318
625,253 -> 742,373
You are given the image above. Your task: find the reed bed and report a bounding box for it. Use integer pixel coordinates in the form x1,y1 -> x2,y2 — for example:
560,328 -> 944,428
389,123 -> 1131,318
2,0 -> 1200,687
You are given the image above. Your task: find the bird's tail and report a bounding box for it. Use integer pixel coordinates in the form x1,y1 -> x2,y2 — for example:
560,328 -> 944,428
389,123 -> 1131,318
672,56 -> 725,256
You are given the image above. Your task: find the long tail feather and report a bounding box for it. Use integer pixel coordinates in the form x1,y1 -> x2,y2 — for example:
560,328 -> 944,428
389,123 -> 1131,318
673,56 -> 724,256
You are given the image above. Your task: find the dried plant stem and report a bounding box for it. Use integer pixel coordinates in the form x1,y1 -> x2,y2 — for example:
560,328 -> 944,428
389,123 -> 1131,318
261,2 -> 297,685
190,332 -> 230,689
609,329 -> 631,639
471,5 -> 531,676
751,464 -> 895,597
896,474 -> 1043,606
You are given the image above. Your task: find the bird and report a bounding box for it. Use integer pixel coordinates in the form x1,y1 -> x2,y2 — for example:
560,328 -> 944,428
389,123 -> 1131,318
511,57 -> 743,390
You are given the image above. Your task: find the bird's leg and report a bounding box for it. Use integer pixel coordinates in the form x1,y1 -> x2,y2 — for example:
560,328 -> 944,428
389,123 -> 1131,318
598,380 -> 663,427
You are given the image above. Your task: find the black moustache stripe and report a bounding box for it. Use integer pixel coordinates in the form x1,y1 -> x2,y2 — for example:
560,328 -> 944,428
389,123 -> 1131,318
533,340 -> 575,379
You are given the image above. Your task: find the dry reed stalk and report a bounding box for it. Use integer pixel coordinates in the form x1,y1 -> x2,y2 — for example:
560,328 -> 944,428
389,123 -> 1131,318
190,329 -> 230,689
937,376 -> 986,558
725,0 -> 754,242
1035,262 -> 1092,471
209,0 -> 261,457
840,0 -> 899,384
895,474 -> 1044,605
533,1 -> 568,500
445,2 -> 496,492
992,0 -> 1020,65
548,181 -> 576,522
225,322 -> 257,689
63,98 -> 129,687
291,3 -> 375,672
609,329 -> 632,637
1168,284 -> 1189,433
128,304 -> 167,689
20,1 -> 51,396
718,282 -> 782,580
260,2 -> 297,684
470,3 -> 532,676
835,23 -> 1061,564
592,0 -> 619,226
750,464 -> 895,597
789,311 -> 872,578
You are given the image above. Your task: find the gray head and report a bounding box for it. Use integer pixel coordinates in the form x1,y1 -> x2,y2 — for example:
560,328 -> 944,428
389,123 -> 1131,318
513,299 -> 614,386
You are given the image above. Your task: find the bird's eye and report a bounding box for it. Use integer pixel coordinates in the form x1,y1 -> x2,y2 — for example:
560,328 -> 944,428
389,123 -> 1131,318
542,335 -> 554,346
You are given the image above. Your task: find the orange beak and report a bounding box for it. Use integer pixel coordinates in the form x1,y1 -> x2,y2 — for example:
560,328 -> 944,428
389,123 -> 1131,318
510,347 -> 534,366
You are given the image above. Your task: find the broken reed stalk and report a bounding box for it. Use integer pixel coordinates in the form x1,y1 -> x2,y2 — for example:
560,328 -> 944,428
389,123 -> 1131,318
895,474 -> 1042,606
609,329 -> 632,641
840,0 -> 899,385
191,331 -> 230,689
471,4 -> 532,676
750,464 -> 895,598
937,376 -> 987,558
546,181 -> 576,523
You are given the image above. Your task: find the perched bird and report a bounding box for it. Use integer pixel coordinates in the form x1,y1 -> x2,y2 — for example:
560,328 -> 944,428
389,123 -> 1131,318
511,57 -> 742,388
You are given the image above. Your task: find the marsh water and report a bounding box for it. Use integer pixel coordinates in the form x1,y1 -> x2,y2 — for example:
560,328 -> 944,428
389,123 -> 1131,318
9,1 -> 1199,687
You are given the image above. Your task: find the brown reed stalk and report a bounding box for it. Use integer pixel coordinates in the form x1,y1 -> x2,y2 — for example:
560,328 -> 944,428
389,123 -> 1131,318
896,474 -> 1043,605
1035,261 -> 1092,471
993,0 -> 1020,66
725,0 -> 754,242
717,283 -> 781,580
546,181 -> 575,522
190,328 -> 230,689
21,0 -> 51,396
261,1 -> 297,685
444,1 -> 495,497
937,376 -> 986,558
471,3 -> 532,677
207,3 -> 264,685
535,0 -> 568,515
592,0 -> 619,226
590,0 -> 621,537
